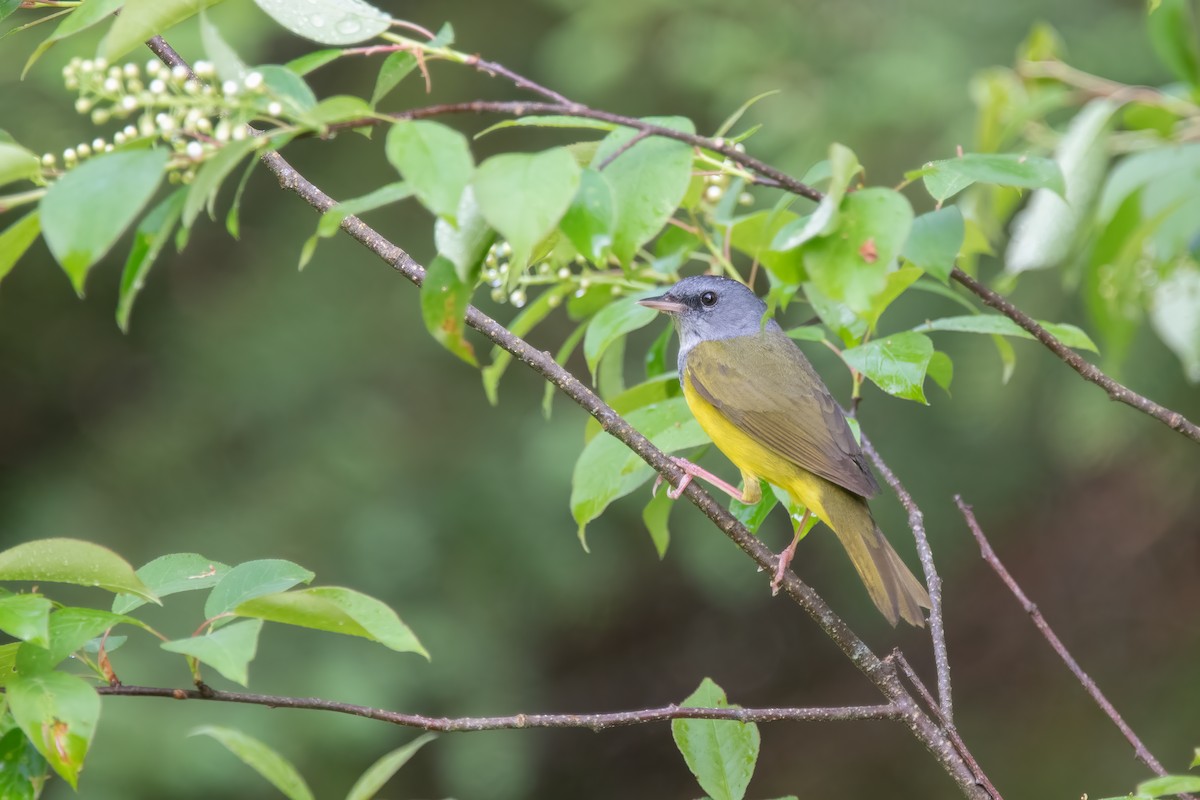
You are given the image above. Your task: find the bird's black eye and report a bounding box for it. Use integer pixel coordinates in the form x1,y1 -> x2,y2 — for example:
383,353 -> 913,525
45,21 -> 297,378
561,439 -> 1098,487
699,290 -> 718,307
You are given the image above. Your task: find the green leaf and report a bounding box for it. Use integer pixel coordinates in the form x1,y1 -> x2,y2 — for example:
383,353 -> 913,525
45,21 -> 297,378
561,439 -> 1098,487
204,559 -> 314,621
583,294 -> 659,378
7,672 -> 99,789
385,120 -> 473,222
482,284 -> 571,404
641,490 -> 673,558
0,0 -> 23,23
420,255 -> 478,366
729,482 -> 777,535
15,607 -> 143,675
433,185 -> 494,283
22,0 -> 124,75
252,0 -> 390,45
570,397 -> 708,546
0,642 -> 19,688
864,265 -> 923,330
842,331 -> 935,403
193,725 -> 313,800
714,90 -> 781,139
40,149 -> 169,296
1148,0 -> 1200,87
118,187 -> 186,331
672,677 -> 759,800
0,210 -> 41,286
300,181 -> 414,269
371,50 -> 417,106
162,619 -> 263,686
0,142 -> 40,188
112,552 -> 231,614
1006,100 -> 1116,274
473,148 -> 581,272
256,65 -> 318,114
800,188 -> 914,314
200,10 -> 246,81
1150,263 -> 1200,382
729,209 -> 805,283
1191,747 -> 1200,769
183,137 -> 263,228
303,95 -> 374,126
772,142 -> 861,250
285,48 -> 342,75
918,153 -> 1065,203
559,167 -> 616,262
1136,775 -> 1200,797
804,282 -> 866,346
236,586 -> 428,658
591,116 -> 695,265
927,350 -> 954,393
102,0 -> 224,61
225,156 -> 258,238
0,539 -> 157,602
912,314 -> 1098,352
344,734 -> 437,800
595,334 -> 627,400
902,206 -> 963,282
644,322 -> 674,378
0,595 -> 51,648
0,726 -> 49,800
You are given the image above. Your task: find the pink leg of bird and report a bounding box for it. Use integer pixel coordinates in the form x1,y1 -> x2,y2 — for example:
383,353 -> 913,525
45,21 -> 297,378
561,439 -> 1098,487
654,457 -> 746,501
771,508 -> 812,596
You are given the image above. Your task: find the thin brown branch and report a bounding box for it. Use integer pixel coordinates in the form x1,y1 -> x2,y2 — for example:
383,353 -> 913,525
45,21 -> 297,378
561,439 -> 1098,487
1018,60 -> 1200,116
595,129 -> 653,171
861,436 -> 953,723
461,52 -> 574,105
950,268 -> 1199,443
329,101 -> 821,201
97,685 -> 900,729
147,34 -> 987,798
955,495 -> 1185,787
889,650 -> 1002,800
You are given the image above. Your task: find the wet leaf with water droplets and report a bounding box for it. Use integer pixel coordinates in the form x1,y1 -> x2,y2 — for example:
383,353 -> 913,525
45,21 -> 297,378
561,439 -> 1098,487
253,0 -> 392,45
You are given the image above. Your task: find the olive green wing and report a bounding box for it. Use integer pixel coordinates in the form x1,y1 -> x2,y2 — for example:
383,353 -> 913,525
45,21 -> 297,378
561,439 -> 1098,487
686,332 -> 879,498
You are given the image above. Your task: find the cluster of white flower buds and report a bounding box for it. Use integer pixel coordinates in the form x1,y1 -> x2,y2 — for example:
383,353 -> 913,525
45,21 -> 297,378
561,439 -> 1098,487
702,138 -> 754,207
48,57 -> 277,177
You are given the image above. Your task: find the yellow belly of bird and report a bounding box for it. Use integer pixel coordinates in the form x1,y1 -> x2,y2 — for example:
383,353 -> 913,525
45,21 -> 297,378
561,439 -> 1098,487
682,375 -> 830,523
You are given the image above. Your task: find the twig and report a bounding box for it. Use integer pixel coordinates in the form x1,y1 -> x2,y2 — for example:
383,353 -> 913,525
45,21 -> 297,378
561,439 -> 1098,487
861,436 -> 953,724
1018,60 -> 1200,116
147,35 -> 988,798
348,99 -> 1199,445
888,650 -> 1002,800
97,685 -> 900,729
461,53 -> 574,105
955,495 -> 1184,786
950,268 -> 1199,444
328,101 -> 822,201
595,129 -> 653,171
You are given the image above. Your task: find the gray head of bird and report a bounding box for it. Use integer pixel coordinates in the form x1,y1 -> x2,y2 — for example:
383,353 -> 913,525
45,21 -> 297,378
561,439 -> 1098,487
638,275 -> 780,361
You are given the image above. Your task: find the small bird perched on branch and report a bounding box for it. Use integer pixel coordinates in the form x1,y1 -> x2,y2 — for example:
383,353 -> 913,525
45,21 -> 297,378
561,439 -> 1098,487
639,275 -> 930,626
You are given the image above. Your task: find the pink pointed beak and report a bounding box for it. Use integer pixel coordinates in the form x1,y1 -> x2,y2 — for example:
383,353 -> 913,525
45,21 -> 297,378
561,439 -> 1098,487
638,295 -> 687,314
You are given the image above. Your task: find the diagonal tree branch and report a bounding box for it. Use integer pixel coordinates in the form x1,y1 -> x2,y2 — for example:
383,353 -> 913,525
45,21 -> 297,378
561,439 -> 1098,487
949,269 -> 1199,443
955,495 -> 1186,789
97,684 -> 902,729
328,97 -> 1199,445
146,34 -> 989,799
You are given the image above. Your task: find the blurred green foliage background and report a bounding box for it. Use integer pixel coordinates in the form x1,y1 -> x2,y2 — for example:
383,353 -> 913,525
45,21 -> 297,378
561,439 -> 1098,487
1,0 -> 1198,797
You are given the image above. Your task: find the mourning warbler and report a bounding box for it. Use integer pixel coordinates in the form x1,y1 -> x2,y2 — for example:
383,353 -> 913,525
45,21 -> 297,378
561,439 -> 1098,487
638,275 -> 930,627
